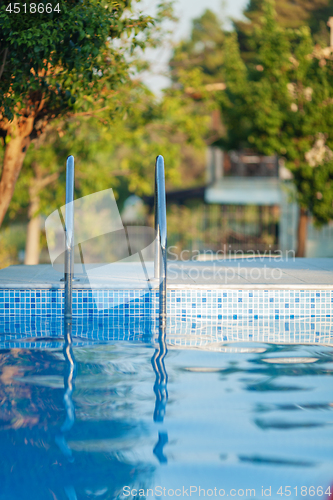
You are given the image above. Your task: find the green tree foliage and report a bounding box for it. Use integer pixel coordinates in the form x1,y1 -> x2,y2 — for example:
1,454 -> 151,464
234,0 -> 332,61
222,0 -> 333,253
0,0 -> 167,226
4,78 -> 209,263
170,9 -> 225,84
168,9 -> 227,165
9,79 -> 209,215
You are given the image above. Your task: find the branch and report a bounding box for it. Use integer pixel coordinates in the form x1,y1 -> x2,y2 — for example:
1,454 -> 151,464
72,106 -> 110,117
37,172 -> 59,189
0,48 -> 8,81
31,161 -> 59,190
206,133 -> 223,146
36,95 -> 45,113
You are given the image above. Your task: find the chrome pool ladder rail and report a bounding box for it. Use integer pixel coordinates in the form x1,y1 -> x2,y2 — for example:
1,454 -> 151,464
154,155 -> 167,324
64,155 -> 75,322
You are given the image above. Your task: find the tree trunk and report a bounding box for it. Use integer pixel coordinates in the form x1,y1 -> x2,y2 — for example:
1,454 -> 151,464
24,164 -> 59,265
24,194 -> 41,265
0,115 -> 34,227
296,207 -> 308,258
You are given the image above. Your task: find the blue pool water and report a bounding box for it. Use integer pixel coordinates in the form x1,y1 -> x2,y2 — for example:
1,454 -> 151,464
0,333 -> 332,500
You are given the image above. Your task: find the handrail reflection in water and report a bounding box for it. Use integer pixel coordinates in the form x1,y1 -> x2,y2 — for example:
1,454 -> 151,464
151,322 -> 169,463
55,333 -> 76,461
56,323 -> 77,498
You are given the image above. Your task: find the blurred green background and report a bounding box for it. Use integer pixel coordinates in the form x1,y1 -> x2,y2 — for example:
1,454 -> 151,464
1,0 -> 333,268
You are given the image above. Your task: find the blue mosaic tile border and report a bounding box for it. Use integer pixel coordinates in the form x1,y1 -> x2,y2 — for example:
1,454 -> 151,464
165,317 -> 333,346
167,289 -> 333,320
0,288 -> 333,319
0,315 -> 332,349
0,314 -> 154,349
0,289 -> 152,317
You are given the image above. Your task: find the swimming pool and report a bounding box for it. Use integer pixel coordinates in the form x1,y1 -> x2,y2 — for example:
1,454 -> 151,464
0,259 -> 332,499
0,332 -> 332,500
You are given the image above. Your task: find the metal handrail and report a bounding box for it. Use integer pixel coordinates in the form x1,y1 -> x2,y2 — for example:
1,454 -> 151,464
64,155 -> 75,322
154,155 -> 167,324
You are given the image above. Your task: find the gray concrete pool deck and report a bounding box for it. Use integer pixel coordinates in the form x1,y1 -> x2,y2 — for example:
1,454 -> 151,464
0,258 -> 333,289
